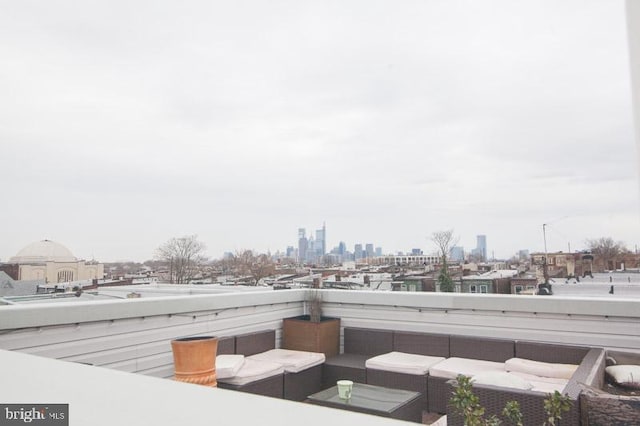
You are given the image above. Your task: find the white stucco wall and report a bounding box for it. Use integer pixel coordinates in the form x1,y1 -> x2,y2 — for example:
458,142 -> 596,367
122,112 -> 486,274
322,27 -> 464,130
628,1 -> 640,194
18,261 -> 104,283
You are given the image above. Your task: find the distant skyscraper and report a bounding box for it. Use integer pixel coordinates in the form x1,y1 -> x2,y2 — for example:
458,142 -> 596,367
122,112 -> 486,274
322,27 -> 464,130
315,223 -> 326,257
411,248 -> 423,255
354,244 -> 363,260
338,241 -> 346,255
365,243 -> 374,258
476,235 -> 487,261
450,246 -> 465,262
286,246 -> 295,258
375,247 -> 382,257
298,228 -> 308,262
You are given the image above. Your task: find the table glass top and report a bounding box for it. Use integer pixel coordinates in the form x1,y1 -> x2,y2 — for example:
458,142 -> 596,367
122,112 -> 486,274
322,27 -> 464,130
308,383 -> 421,413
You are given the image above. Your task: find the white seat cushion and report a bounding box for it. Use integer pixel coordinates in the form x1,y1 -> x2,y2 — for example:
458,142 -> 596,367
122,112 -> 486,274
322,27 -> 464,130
366,351 -> 446,375
606,365 -> 640,389
248,349 -> 325,373
505,358 -> 578,380
216,354 -> 245,379
471,371 -> 533,390
428,357 -> 505,379
217,358 -> 283,386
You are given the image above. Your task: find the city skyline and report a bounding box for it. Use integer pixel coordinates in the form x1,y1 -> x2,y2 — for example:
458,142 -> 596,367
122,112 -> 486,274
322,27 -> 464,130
0,226 -> 631,264
1,1 -> 638,263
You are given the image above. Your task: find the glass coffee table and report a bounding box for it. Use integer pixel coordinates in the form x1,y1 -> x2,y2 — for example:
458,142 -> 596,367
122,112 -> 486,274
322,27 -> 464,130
307,382 -> 422,423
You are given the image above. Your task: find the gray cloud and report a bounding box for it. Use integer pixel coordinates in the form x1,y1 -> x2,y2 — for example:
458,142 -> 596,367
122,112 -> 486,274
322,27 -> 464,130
1,0 -> 637,261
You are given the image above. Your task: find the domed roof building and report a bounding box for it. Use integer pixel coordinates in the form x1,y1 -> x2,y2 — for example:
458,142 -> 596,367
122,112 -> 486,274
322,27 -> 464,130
7,240 -> 103,283
10,240 -> 78,263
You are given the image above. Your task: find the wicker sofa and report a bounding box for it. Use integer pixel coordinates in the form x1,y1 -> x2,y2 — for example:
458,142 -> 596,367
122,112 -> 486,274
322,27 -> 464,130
330,328 -> 605,425
217,330 -> 285,398
216,330 -> 324,401
433,339 -> 604,425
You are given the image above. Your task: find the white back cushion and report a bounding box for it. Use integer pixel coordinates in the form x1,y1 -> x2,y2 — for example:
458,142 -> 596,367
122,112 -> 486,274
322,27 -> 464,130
248,348 -> 325,373
505,358 -> 578,380
428,357 -> 505,379
366,351 -> 445,375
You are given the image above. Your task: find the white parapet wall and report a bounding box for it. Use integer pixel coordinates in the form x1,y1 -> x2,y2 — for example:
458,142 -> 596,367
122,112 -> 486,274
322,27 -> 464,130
0,289 -> 639,378
0,349 -> 412,426
320,290 -> 640,351
628,0 -> 640,189
0,290 -> 305,378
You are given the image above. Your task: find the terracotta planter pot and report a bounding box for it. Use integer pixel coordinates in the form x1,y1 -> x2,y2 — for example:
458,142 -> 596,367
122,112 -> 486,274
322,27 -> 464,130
171,336 -> 218,387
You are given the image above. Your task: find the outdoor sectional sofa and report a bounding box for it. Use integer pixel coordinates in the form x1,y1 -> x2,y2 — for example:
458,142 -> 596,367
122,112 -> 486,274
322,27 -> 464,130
175,327 -> 607,425
325,327 -> 606,426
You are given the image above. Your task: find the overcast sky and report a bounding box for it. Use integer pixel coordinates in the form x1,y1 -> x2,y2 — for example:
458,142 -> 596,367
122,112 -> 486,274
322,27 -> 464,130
1,0 -> 638,262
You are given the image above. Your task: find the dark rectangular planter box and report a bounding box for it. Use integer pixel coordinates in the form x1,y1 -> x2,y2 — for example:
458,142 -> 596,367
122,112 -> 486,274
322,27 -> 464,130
282,315 -> 340,358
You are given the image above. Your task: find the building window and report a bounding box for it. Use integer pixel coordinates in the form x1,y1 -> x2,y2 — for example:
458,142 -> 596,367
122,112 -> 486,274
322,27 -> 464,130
515,285 -> 523,293
57,270 -> 74,283
470,284 -> 488,293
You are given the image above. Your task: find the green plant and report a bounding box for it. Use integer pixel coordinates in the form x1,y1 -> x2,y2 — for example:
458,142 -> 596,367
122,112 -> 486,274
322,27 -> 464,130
502,401 -> 523,426
449,375 -> 496,426
438,266 -> 455,292
450,375 -> 572,426
543,391 -> 572,426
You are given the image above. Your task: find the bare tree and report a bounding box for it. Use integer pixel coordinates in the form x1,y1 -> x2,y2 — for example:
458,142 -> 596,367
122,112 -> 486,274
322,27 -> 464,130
586,237 -> 627,271
155,235 -> 207,284
432,229 -> 459,292
232,250 -> 276,285
432,229 -> 459,264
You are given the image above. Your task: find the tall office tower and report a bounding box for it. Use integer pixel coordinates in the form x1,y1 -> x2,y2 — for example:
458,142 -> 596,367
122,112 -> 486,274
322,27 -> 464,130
298,228 -> 308,263
354,244 -> 363,260
450,246 -> 465,262
315,222 -> 326,257
323,222 -> 326,255
477,235 -> 487,261
365,244 -> 374,258
338,241 -> 346,255
375,247 -> 382,257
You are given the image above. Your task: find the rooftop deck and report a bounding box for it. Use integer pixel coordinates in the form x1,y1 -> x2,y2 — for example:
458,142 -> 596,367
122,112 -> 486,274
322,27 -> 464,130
0,288 -> 638,425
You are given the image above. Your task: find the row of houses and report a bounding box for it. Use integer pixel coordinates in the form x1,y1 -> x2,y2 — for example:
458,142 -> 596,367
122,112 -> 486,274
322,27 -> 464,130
392,270 -> 538,295
530,251 -> 640,278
